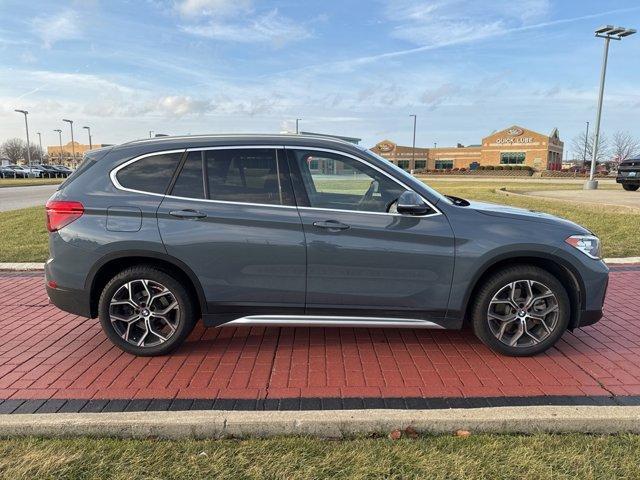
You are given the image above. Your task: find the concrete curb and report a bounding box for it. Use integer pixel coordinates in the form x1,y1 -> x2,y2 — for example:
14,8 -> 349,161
2,406 -> 640,439
0,263 -> 45,271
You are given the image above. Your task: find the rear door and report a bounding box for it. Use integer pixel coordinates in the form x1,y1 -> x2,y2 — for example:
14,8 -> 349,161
157,146 -> 306,319
286,147 -> 455,322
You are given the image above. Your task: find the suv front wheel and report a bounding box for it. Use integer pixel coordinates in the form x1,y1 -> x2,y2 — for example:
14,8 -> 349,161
471,265 -> 570,356
98,266 -> 196,356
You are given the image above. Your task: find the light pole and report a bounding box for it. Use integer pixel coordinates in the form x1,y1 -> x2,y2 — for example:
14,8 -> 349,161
585,25 -> 636,189
36,131 -> 43,163
409,114 -> 416,172
54,129 -> 63,163
295,118 -> 301,134
582,121 -> 590,167
83,126 -> 92,149
62,119 -> 75,164
149,130 -> 154,138
14,109 -> 31,165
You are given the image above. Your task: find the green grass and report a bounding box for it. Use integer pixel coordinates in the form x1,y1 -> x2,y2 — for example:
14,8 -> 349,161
0,434 -> 639,479
0,178 -> 63,188
0,207 -> 48,262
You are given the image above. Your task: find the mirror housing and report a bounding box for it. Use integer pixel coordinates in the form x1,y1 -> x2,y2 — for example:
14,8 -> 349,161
396,191 -> 430,216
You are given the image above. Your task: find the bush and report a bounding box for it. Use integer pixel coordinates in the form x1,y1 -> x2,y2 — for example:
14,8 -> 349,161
484,165 -> 495,170
494,165 -> 504,170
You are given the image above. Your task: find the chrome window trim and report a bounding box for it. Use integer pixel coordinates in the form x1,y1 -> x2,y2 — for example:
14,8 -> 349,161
109,145 -> 442,217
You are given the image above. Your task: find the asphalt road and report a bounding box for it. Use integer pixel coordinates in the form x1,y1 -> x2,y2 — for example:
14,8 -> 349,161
0,184 -> 58,212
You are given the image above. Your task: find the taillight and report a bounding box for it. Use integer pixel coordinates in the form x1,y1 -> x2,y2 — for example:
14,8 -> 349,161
45,200 -> 84,232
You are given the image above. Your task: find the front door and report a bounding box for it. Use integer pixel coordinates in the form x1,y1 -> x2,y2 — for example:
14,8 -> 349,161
286,148 -> 455,322
157,147 -> 306,321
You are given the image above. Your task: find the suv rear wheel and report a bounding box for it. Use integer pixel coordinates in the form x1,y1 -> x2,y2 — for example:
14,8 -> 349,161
622,183 -> 639,191
471,265 -> 570,356
98,266 -> 196,356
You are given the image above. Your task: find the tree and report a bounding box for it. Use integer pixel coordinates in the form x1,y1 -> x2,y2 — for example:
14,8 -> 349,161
610,131 -> 640,167
571,131 -> 610,166
1,138 -> 25,163
22,142 -> 44,164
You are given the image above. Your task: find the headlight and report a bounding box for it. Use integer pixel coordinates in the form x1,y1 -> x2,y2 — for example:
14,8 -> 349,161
565,235 -> 601,259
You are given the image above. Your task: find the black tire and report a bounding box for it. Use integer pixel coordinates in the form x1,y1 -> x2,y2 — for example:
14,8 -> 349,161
622,183 -> 639,191
471,265 -> 570,357
98,266 -> 196,356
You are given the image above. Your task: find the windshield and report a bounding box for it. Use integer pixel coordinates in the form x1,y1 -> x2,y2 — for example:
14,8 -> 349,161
361,147 -> 453,205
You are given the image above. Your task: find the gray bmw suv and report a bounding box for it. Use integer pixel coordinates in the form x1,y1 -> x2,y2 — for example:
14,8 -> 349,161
45,134 -> 609,357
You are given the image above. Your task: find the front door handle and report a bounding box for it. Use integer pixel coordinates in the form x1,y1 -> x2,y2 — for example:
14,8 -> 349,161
169,209 -> 207,219
313,220 -> 350,231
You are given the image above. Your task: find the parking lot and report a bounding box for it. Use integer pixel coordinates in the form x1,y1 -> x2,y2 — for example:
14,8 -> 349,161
0,264 -> 638,413
0,184 -> 59,212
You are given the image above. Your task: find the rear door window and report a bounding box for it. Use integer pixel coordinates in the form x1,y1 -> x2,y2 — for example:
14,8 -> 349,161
204,148 -> 293,205
116,152 -> 183,194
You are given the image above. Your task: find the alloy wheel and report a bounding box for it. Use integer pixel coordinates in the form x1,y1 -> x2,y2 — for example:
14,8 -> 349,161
108,279 -> 180,348
487,279 -> 559,348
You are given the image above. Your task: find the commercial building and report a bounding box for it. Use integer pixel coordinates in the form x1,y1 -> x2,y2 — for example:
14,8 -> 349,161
371,125 -> 564,171
47,141 -> 107,165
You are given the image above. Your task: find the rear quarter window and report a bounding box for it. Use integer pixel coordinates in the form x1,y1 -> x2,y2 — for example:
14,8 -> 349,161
115,152 -> 183,194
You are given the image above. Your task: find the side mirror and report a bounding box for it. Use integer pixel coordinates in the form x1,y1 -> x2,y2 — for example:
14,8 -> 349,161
396,191 -> 429,216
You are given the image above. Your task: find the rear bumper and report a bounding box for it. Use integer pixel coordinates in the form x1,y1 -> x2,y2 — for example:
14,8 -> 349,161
45,283 -> 92,318
616,176 -> 639,184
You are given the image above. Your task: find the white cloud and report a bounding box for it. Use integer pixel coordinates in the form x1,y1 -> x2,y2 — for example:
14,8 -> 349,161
181,9 -> 311,46
156,95 -> 214,116
174,0 -> 251,18
32,10 -> 83,48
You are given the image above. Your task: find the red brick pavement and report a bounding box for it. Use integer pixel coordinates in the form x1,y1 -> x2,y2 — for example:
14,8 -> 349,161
0,268 -> 639,402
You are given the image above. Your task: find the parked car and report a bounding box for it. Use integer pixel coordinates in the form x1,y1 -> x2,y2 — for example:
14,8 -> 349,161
0,166 -> 19,178
4,165 -> 31,178
616,157 -> 640,191
45,135 -> 609,357
51,165 -> 73,177
33,164 -> 61,178
24,165 -> 44,178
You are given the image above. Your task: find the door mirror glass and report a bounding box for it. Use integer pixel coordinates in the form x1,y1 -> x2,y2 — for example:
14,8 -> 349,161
396,191 -> 429,215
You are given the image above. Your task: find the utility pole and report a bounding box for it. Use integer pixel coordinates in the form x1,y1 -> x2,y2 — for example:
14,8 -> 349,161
14,109 -> 31,165
62,119 -> 75,164
54,129 -> 63,163
36,131 -> 43,163
582,121 -> 590,167
409,114 -> 416,172
586,25 -> 636,189
83,126 -> 92,149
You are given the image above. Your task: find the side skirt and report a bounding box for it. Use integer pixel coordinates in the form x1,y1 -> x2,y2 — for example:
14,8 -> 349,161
211,315 -> 445,329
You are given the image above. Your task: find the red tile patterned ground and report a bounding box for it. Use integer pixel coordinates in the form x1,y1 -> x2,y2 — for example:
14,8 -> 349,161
0,267 -> 639,402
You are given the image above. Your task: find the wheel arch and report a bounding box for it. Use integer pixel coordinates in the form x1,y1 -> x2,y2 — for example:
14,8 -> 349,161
86,250 -> 206,319
461,253 -> 585,330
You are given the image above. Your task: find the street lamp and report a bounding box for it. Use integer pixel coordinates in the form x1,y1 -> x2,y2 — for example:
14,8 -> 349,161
409,114 -> 417,172
62,119 -> 75,163
585,25 -> 636,189
83,126 -> 92,149
53,129 -> 63,163
295,118 -> 301,134
14,109 -> 31,165
36,131 -> 43,163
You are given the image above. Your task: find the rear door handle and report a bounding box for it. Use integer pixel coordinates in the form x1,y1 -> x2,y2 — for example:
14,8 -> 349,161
169,209 -> 207,219
313,220 -> 350,231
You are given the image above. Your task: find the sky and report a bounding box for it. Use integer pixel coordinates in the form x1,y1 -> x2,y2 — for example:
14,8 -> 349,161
0,0 -> 639,155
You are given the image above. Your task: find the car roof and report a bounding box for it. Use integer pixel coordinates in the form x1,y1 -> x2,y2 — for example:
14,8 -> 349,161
114,133 -> 365,156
